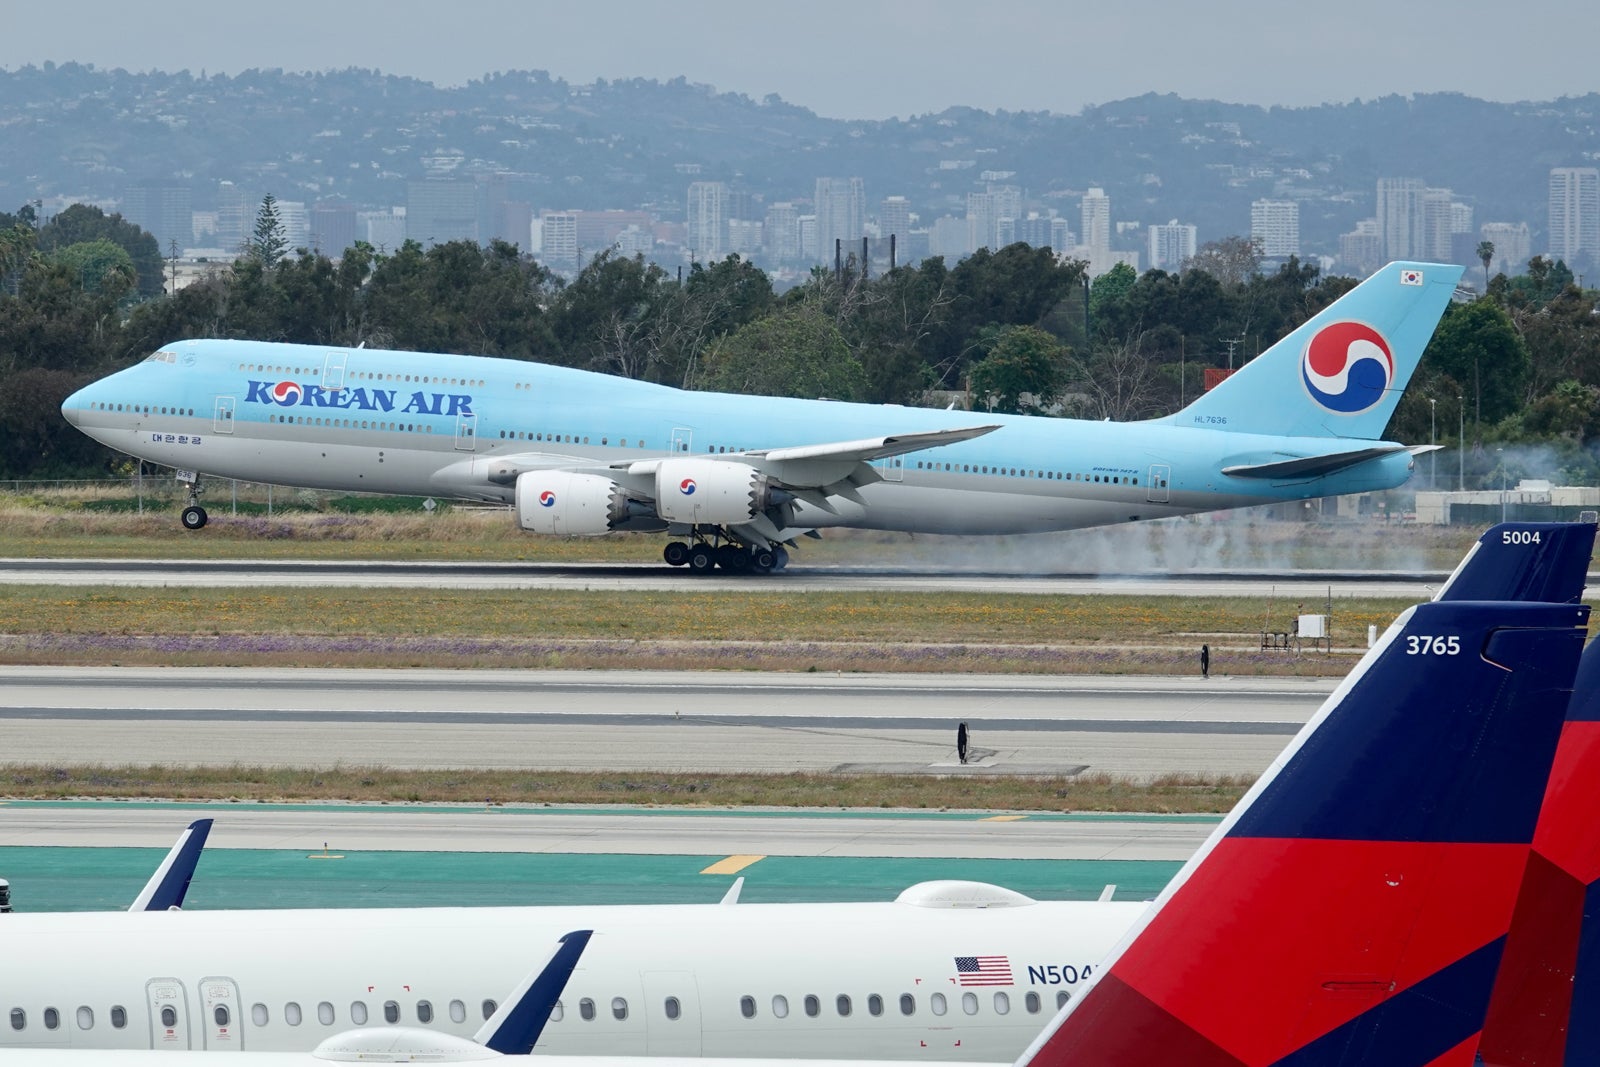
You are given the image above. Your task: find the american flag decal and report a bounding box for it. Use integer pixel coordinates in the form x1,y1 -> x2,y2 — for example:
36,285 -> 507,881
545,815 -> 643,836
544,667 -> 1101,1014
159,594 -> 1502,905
954,955 -> 1013,986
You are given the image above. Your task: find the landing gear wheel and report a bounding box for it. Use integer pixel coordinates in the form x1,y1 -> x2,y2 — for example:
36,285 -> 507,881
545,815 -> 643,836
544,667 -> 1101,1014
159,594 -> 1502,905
715,544 -> 742,571
724,548 -> 753,573
688,546 -> 716,574
181,505 -> 208,530
751,548 -> 777,573
773,546 -> 790,571
663,541 -> 690,567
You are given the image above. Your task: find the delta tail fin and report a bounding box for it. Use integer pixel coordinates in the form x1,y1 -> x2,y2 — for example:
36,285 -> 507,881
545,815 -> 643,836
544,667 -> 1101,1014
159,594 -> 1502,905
128,818 -> 213,912
1165,261 -> 1464,441
1435,521 -> 1596,605
1019,597 -> 1587,1066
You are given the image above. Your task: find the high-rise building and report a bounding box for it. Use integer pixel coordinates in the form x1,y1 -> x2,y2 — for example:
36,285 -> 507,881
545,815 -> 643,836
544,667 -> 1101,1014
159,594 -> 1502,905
726,219 -> 763,256
814,177 -> 866,266
407,180 -> 478,247
1376,178 -> 1427,261
1549,167 -> 1600,265
1250,199 -> 1299,257
878,196 -> 913,242
214,182 -> 257,254
687,181 -> 728,260
1080,188 -> 1111,253
930,215 -> 971,260
1147,221 -> 1197,272
967,191 -> 1000,253
539,211 -> 579,267
275,201 -> 311,252
121,181 -> 193,253
764,202 -> 800,262
309,201 -> 358,257
1421,187 -> 1457,262
359,210 -> 406,253
1339,218 -> 1384,277
1479,222 -> 1532,275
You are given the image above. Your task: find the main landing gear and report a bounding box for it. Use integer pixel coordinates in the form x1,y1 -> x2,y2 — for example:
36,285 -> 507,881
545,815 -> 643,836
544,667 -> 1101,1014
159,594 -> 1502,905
663,536 -> 790,575
179,477 -> 208,530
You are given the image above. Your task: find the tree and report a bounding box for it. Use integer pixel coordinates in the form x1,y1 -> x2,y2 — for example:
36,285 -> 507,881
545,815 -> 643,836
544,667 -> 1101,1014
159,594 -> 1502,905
249,194 -> 288,266
1477,240 -> 1495,292
697,305 -> 865,400
967,325 -> 1072,415
1422,299 -> 1530,432
1184,236 -> 1263,287
52,239 -> 136,297
36,204 -> 164,298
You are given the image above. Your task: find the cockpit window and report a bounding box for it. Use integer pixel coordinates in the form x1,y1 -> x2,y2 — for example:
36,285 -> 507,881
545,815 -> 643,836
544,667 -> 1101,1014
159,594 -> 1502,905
144,350 -> 178,364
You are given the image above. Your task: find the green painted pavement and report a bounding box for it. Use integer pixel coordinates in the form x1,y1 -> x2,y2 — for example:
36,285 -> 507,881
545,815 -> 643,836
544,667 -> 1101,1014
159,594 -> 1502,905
0,846 -> 1178,913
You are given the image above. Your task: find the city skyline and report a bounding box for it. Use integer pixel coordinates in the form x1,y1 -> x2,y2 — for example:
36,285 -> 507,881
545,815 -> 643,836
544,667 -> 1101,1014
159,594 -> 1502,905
3,0 -> 1595,121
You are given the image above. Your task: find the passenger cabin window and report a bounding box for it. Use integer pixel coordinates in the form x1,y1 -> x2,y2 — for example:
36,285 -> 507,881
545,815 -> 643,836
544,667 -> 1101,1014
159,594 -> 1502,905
549,1001 -> 563,1022
962,992 -> 978,1015
43,1009 -> 59,1031
77,1006 -> 94,1030
213,1006 -> 228,1027
481,1000 -> 497,1021
771,995 -> 789,1019
284,1003 -> 302,1026
449,1001 -> 466,1024
416,1001 -> 433,1024
350,1002 -> 368,1025
161,1007 -> 178,1028
804,995 -> 820,1018
579,999 -> 595,1022
867,995 -> 883,1017
898,994 -> 915,1016
930,993 -> 947,1017
611,998 -> 628,1021
664,997 -> 680,1021
9,1008 -> 23,1031
739,996 -> 756,1019
250,1004 -> 268,1027
1024,992 -> 1041,1014
1055,991 -> 1071,1009
993,992 -> 1010,1015
835,995 -> 851,1017
316,1003 -> 333,1026
384,1001 -> 400,1024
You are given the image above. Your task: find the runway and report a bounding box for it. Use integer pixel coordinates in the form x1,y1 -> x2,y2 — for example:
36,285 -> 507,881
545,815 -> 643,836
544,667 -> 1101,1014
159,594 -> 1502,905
0,557 -> 1445,597
0,667 -> 1329,776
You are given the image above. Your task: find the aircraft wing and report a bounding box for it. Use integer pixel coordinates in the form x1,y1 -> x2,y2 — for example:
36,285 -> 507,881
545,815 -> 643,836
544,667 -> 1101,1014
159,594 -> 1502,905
1221,444 -> 1413,480
128,818 -> 213,912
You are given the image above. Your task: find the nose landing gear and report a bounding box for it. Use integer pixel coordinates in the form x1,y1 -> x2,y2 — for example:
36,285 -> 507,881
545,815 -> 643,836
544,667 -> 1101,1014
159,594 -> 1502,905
179,476 -> 208,530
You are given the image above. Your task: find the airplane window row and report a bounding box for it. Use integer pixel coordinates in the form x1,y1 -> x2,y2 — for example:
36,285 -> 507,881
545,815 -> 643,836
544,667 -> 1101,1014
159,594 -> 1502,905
269,414 -> 437,433
707,445 -> 747,454
499,431 -> 651,449
245,999 -> 488,1029
9,1006 -> 129,1032
234,364 -> 485,390
734,990 -> 1064,1021
913,460 -> 1139,486
88,403 -> 197,417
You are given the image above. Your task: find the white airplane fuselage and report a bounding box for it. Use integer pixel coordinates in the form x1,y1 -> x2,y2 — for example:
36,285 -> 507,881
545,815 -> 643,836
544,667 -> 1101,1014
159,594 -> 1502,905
0,897 -> 1141,1056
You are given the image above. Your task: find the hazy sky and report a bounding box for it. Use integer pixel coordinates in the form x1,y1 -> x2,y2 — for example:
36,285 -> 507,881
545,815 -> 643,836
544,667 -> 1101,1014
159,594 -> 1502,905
8,0 -> 1596,120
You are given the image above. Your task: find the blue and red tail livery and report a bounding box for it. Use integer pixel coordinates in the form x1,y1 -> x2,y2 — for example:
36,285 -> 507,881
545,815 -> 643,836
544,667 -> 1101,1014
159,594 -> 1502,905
1020,600 -> 1588,1067
1476,637 -> 1600,1066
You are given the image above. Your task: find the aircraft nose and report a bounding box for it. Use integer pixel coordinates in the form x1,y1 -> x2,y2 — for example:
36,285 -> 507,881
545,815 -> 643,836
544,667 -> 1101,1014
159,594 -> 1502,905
60,384 -> 89,428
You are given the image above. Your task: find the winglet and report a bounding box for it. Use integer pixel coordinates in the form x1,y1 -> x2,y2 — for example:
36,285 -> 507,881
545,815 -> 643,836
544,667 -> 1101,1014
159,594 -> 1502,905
129,818 -> 213,912
1019,596 -> 1588,1066
1434,521 -> 1596,605
474,930 -> 593,1054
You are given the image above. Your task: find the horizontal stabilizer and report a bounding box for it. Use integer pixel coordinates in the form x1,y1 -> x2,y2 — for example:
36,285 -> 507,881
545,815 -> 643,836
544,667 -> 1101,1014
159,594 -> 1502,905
1222,445 -> 1411,480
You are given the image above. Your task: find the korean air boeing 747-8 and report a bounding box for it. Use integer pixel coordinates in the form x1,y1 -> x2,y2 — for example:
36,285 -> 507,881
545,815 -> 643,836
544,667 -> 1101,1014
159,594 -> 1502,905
60,261 -> 1461,572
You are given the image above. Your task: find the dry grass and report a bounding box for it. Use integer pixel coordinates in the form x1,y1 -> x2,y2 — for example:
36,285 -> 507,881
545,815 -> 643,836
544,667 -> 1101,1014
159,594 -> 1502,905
0,764 -> 1252,813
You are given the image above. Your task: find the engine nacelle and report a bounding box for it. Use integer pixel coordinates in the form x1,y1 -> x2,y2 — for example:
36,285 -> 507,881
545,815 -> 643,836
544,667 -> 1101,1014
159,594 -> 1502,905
516,470 -> 629,536
654,459 -> 767,526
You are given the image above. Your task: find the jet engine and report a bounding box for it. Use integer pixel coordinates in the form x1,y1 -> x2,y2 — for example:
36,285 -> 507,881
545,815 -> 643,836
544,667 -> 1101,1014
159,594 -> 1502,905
516,470 -> 632,536
654,459 -> 769,525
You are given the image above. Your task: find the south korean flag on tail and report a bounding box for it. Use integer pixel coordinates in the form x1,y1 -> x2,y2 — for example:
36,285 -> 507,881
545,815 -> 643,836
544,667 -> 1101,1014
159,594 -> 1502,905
1400,268 -> 1424,286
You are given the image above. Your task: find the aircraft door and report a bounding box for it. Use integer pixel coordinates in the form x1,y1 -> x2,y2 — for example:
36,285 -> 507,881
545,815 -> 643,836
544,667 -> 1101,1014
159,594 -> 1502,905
322,351 -> 348,391
145,979 -> 191,1050
640,972 -> 701,1056
454,413 -> 477,452
670,427 -> 693,454
1147,463 -> 1171,503
213,396 -> 235,435
198,978 -> 242,1050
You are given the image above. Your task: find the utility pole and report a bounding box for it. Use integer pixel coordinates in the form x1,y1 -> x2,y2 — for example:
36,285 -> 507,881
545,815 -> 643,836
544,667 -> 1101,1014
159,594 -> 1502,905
1457,396 -> 1464,491
1428,398 -> 1436,489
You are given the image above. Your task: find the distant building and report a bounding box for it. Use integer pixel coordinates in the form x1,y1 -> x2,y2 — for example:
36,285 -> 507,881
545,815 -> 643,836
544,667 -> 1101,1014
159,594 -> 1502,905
214,182 -> 257,254
613,225 -> 654,257
406,180 -> 478,247
967,191 -> 1000,253
878,196 -> 913,243
1376,177 -> 1427,261
540,211 -> 579,267
726,218 -> 763,256
310,201 -> 358,257
1249,199 -> 1299,257
1548,166 -> 1600,265
798,214 -> 818,261
121,181 -> 192,253
1339,218 -> 1383,277
574,210 -> 655,252
930,215 -> 971,260
359,210 -> 406,253
1012,213 -> 1071,253
275,201 -> 311,251
1146,220 -> 1197,272
814,177 -> 867,266
1080,188 -> 1111,253
686,181 -> 728,260
764,202 -> 800,262
1421,187 -> 1458,262
1479,222 -> 1531,275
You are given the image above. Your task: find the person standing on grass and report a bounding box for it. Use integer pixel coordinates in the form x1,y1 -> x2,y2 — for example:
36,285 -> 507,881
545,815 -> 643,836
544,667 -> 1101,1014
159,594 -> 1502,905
1201,644 -> 1210,679
957,722 -> 969,764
